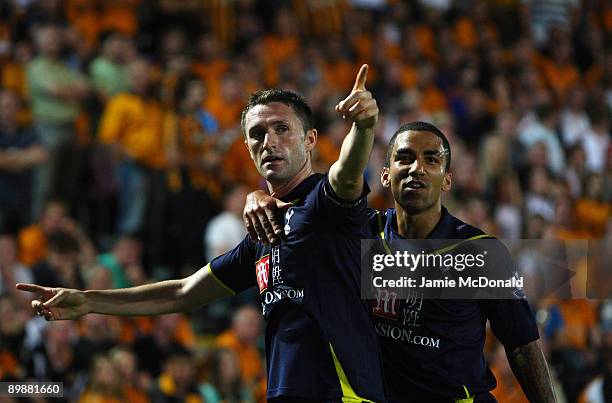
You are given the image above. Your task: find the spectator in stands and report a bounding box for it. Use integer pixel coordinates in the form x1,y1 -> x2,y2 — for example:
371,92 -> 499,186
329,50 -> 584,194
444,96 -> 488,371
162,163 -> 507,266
89,31 -> 130,102
108,346 -> 150,403
97,234 -> 144,289
73,313 -> 122,374
204,185 -> 249,261
98,58 -> 165,237
133,314 -> 194,380
31,231 -> 84,289
150,350 -> 202,403
578,300 -> 612,403
0,233 -> 32,300
560,86 -> 590,148
0,89 -> 47,230
581,104 -> 610,174
27,24 -> 89,218
198,348 -> 254,403
25,320 -> 81,400
0,295 -> 30,368
214,305 -> 264,394
78,354 -> 125,403
519,103 -> 566,177
165,74 -> 222,269
18,199 -> 68,265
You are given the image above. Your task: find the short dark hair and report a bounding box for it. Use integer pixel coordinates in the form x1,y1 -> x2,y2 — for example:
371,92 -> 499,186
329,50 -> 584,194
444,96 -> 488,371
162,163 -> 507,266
385,121 -> 451,171
240,89 -> 314,135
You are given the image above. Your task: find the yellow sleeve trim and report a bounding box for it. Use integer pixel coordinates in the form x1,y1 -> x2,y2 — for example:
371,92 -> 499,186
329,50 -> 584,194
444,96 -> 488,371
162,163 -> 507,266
453,385 -> 474,403
329,343 -> 376,403
433,234 -> 493,255
206,263 -> 236,295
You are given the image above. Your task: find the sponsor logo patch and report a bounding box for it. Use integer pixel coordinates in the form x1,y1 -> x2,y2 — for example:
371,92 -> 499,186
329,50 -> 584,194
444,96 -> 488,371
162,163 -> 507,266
255,255 -> 270,292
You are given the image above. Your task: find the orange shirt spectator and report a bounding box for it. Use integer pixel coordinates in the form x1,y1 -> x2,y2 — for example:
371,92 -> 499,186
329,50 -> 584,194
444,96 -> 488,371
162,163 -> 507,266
215,329 -> 263,385
214,305 -> 265,402
214,306 -> 264,385
323,59 -> 357,91
2,62 -> 27,100
540,55 -> 580,100
575,198 -> 610,238
100,0 -> 141,37
454,17 -> 479,50
98,93 -> 166,169
490,365 -> 529,403
18,200 -> 70,266
419,86 -> 448,114
555,299 -> 597,350
164,111 -> 223,200
18,224 -> 46,266
401,64 -> 418,90
414,25 -> 438,62
352,33 -> 373,62
66,0 -> 100,49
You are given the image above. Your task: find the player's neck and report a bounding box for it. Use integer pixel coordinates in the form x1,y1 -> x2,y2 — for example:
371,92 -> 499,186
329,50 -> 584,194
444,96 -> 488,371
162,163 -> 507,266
268,160 -> 314,199
395,202 -> 442,239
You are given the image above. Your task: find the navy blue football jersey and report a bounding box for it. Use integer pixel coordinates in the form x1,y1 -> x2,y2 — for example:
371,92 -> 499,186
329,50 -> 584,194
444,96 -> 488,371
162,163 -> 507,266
367,207 -> 539,403
210,174 -> 387,402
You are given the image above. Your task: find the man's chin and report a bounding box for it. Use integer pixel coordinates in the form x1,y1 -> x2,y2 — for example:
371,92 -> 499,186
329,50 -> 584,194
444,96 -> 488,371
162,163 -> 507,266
262,170 -> 288,183
397,196 -> 430,214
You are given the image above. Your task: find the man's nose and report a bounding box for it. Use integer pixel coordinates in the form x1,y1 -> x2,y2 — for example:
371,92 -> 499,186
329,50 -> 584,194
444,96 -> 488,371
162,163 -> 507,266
263,132 -> 278,149
409,157 -> 426,175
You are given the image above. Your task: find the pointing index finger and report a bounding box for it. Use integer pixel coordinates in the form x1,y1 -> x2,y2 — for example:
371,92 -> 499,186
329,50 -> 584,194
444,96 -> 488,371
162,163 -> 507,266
352,64 -> 369,92
16,283 -> 46,294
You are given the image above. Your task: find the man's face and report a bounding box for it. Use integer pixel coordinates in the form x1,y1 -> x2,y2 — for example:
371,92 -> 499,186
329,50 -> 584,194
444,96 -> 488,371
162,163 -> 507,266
381,130 -> 451,214
244,102 -> 316,185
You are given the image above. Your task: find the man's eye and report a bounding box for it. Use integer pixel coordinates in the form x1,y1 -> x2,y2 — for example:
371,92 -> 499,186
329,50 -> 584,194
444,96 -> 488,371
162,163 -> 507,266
427,157 -> 439,164
250,129 -> 265,139
276,125 -> 289,134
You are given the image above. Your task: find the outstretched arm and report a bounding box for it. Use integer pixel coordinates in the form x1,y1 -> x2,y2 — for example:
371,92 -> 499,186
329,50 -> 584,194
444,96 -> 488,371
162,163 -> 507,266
16,264 -> 232,320
505,340 -> 557,403
328,64 -> 379,200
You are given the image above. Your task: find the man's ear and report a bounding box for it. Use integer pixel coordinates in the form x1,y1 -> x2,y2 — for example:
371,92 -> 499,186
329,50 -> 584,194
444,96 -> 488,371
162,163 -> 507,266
442,171 -> 452,192
381,166 -> 391,188
305,129 -> 317,152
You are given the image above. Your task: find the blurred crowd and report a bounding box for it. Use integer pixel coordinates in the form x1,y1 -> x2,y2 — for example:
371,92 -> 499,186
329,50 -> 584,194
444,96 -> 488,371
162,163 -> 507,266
0,0 -> 610,402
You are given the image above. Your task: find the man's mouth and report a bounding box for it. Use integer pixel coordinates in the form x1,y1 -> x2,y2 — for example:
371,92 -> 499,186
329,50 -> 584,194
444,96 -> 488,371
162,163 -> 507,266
262,155 -> 283,165
404,179 -> 427,190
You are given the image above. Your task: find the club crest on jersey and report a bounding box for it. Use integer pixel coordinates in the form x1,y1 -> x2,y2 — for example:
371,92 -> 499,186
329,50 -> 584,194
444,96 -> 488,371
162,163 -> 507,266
284,209 -> 295,235
255,255 -> 270,293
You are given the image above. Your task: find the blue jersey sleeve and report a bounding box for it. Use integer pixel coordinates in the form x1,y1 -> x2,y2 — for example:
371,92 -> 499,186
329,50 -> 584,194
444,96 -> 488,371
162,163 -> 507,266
480,298 -> 539,347
209,235 -> 257,293
478,240 -> 539,347
312,174 -> 370,225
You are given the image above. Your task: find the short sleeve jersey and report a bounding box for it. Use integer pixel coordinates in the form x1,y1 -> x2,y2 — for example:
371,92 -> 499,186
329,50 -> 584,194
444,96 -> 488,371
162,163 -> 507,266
367,207 -> 539,402
210,174 -> 387,402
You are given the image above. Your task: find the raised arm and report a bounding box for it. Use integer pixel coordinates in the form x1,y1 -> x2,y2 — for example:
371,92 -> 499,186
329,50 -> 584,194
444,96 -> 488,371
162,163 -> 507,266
505,339 -> 557,402
16,264 -> 232,320
328,64 -> 379,200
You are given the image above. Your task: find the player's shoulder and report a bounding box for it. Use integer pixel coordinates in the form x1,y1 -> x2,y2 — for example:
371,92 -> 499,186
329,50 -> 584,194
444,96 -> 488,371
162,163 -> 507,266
446,211 -> 513,259
446,213 -> 487,239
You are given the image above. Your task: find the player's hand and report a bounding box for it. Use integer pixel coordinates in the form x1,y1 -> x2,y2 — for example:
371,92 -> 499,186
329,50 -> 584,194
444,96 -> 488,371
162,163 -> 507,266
335,64 -> 378,130
243,190 -> 292,245
15,283 -> 90,321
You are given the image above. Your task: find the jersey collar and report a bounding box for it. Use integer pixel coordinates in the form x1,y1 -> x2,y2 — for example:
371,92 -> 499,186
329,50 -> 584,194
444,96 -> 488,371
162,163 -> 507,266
384,206 -> 452,240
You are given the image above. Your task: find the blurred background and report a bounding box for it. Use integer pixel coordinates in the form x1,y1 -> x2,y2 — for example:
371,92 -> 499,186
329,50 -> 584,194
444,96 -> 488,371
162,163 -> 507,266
0,0 -> 610,402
